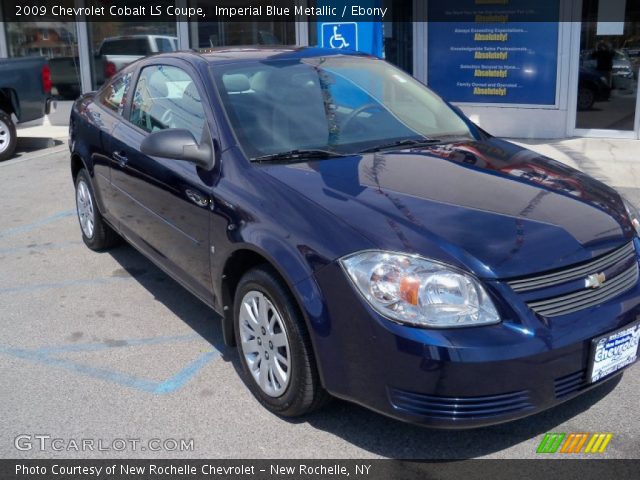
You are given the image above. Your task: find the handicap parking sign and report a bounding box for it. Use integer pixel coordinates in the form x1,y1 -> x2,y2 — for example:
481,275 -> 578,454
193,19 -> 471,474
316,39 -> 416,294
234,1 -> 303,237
321,22 -> 358,51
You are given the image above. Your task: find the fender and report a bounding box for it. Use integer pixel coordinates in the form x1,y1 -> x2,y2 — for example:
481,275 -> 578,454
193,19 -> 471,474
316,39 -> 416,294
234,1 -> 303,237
215,238 -> 333,387
0,88 -> 20,119
210,147 -> 376,344
215,237 -> 328,340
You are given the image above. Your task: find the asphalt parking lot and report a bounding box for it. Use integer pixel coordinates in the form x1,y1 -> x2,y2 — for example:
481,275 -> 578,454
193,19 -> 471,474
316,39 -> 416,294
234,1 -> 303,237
0,144 -> 638,460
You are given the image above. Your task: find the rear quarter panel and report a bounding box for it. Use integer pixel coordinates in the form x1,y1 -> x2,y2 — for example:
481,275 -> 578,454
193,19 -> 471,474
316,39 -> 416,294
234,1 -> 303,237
71,93 -> 120,219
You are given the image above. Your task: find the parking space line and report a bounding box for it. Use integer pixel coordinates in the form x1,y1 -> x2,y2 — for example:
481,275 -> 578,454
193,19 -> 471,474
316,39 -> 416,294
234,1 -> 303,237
0,335 -> 221,394
0,209 -> 75,239
0,345 -> 160,392
155,351 -> 220,394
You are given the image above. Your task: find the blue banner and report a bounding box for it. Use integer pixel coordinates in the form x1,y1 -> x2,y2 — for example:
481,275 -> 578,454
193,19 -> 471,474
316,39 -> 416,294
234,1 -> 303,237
427,0 -> 560,105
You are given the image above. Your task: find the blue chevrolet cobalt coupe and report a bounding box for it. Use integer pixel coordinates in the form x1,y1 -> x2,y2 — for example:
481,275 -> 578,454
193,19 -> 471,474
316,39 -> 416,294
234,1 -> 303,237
69,48 -> 639,427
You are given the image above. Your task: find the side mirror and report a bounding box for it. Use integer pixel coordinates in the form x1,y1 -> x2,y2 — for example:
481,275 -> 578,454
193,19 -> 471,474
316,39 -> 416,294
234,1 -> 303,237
140,129 -> 214,170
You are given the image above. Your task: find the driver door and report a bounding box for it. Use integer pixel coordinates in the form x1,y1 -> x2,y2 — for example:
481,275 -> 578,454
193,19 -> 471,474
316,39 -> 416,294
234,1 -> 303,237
110,63 -> 213,299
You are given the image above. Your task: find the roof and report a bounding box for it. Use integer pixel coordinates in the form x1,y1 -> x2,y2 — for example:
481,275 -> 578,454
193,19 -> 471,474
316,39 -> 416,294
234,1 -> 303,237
193,46 -> 367,64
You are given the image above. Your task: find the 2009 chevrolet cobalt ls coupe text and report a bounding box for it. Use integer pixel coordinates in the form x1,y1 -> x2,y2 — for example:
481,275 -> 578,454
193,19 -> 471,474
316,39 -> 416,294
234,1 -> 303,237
69,47 -> 639,428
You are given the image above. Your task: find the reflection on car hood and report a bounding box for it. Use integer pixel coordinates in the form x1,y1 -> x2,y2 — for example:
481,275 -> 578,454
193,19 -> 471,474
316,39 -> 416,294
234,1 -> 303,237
262,138 -> 635,279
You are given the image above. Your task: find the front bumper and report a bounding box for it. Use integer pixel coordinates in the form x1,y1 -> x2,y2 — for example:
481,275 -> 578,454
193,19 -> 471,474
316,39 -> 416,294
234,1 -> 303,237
310,262 -> 640,428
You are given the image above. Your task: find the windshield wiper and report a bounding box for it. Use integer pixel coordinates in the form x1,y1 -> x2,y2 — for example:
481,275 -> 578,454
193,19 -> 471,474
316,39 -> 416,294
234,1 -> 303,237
358,138 -> 442,154
251,149 -> 349,164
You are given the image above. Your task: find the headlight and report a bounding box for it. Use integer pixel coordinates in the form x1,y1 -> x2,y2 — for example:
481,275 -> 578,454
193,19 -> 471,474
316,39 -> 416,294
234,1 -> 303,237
622,197 -> 640,236
340,251 -> 500,328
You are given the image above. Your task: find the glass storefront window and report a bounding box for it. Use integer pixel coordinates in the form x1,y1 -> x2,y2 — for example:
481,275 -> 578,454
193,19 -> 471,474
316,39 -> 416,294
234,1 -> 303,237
576,0 -> 639,131
188,1 -> 295,49
1,1 -> 80,100
86,0 -> 177,89
383,0 -> 413,73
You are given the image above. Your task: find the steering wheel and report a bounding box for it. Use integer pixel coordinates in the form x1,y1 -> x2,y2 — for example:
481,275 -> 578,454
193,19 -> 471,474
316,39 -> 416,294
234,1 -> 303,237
341,103 -> 383,131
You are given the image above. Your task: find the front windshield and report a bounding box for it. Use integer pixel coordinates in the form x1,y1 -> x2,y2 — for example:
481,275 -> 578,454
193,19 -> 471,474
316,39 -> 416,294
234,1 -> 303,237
211,55 -> 474,159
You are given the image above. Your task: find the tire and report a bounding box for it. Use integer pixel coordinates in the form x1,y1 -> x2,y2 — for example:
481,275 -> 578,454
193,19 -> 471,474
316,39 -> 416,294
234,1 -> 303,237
75,169 -> 119,250
0,110 -> 17,162
234,266 -> 330,417
577,86 -> 596,111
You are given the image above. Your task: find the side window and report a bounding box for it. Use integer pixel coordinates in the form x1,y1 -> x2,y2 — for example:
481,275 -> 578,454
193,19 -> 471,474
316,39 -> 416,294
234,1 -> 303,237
98,72 -> 132,116
156,38 -> 174,53
129,65 -> 206,141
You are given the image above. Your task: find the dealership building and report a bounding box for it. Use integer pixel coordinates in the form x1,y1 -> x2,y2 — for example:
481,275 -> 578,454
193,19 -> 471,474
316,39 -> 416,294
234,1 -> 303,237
0,0 -> 639,139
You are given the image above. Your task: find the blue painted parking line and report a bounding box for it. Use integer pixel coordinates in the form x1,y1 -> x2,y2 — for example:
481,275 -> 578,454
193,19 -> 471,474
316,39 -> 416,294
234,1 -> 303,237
154,351 -> 219,394
0,209 -> 75,239
0,335 -> 221,394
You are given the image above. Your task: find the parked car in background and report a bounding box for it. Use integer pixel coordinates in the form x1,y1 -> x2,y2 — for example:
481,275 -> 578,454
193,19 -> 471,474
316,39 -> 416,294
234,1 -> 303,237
98,35 -> 178,80
578,68 -> 611,110
70,48 -> 640,428
581,49 -> 636,90
0,57 -> 52,161
622,38 -> 640,75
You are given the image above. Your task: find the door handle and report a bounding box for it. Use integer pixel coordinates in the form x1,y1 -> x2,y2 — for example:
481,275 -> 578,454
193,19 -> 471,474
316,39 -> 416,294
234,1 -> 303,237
113,151 -> 128,167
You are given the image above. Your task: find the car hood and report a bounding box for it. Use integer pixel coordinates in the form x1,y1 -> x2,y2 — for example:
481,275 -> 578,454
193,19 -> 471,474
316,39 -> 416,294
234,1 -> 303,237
261,138 -> 634,279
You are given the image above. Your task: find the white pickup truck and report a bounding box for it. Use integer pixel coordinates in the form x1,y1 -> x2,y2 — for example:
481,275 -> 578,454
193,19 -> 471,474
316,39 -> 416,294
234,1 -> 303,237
98,35 -> 178,80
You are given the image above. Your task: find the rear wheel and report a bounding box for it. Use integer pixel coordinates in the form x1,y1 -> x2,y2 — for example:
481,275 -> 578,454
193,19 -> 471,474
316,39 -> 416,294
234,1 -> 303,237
75,169 -> 119,250
234,266 -> 330,416
577,86 -> 596,111
0,110 -> 17,162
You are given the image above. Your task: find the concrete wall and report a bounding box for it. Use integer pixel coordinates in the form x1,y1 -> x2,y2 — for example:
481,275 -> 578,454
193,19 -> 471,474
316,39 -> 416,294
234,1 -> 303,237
459,106 -> 571,139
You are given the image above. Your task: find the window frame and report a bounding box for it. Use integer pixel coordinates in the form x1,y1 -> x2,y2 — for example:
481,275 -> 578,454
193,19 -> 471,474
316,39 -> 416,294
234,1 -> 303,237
117,57 -> 219,148
128,64 -> 206,139
96,69 -> 134,117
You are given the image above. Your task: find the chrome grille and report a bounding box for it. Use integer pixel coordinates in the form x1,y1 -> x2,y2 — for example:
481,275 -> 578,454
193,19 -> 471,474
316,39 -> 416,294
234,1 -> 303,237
508,242 -> 635,293
527,263 -> 638,317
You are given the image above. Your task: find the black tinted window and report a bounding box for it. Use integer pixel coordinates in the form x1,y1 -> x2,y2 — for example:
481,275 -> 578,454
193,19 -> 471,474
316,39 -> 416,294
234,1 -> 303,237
101,39 -> 149,56
98,72 -> 132,115
129,65 -> 206,141
156,38 -> 174,53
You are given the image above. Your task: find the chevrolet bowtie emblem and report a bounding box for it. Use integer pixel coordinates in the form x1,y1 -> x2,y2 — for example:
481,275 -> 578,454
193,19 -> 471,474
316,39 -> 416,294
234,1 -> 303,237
585,272 -> 606,289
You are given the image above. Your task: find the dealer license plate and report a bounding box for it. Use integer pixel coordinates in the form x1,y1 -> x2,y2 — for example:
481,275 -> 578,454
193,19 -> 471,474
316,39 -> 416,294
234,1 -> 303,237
588,321 -> 640,383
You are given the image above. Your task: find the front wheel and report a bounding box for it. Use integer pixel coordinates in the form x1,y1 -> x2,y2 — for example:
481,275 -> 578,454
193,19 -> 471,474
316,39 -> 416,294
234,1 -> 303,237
75,169 -> 119,250
234,266 -> 330,416
577,86 -> 596,111
0,110 -> 17,162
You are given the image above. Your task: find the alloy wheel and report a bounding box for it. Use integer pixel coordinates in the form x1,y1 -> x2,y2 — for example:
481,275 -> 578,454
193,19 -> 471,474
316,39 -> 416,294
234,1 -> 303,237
0,118 -> 9,154
239,290 -> 291,397
76,180 -> 95,238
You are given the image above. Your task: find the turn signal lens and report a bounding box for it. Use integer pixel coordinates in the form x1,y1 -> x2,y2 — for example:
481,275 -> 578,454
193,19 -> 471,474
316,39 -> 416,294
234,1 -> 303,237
400,276 -> 420,305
